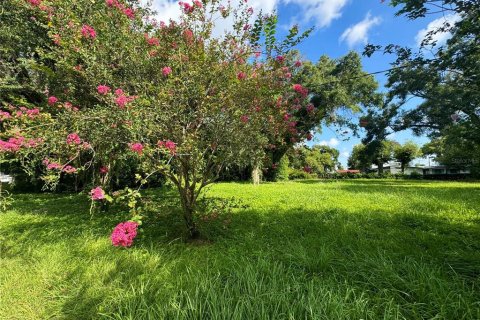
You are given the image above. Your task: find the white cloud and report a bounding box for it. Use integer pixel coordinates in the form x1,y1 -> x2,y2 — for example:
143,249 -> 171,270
284,0 -> 349,28
147,0 -> 349,30
145,0 -> 182,24
318,138 -> 340,147
340,12 -> 381,48
340,151 -> 350,158
415,13 -> 460,47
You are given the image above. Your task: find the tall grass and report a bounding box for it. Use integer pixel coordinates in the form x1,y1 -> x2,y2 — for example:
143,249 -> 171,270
1,180 -> 479,319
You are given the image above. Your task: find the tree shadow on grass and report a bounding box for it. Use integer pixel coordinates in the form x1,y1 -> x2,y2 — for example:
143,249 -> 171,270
50,205 -> 480,319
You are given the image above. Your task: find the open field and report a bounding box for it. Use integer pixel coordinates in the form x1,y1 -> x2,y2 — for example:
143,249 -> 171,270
1,180 -> 480,319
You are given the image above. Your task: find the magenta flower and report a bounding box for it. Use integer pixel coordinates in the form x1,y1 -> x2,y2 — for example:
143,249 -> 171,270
99,166 -> 109,174
66,133 -> 81,145
0,111 -> 12,121
105,0 -> 117,7
62,165 -> 77,174
90,187 -> 105,201
111,221 -> 138,247
276,55 -> 285,63
26,108 -> 40,118
114,88 -> 124,96
0,137 -> 24,153
47,162 -> 62,170
292,84 -> 308,97
27,0 -> 41,6
158,140 -> 177,155
237,72 -> 246,80
97,85 -> 111,95
123,8 -> 135,19
240,115 -> 249,123
306,132 -> 313,141
162,66 -> 172,77
292,84 -> 303,92
81,25 -> 96,39
130,142 -> 143,155
48,96 -> 58,106
146,36 -> 160,46
115,95 -> 128,108
179,2 -> 194,14
294,60 -> 303,67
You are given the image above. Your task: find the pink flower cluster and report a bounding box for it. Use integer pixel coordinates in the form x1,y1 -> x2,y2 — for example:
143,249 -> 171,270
47,162 -> 62,170
90,187 -> 105,201
97,85 -> 111,95
43,159 -> 76,174
306,103 -> 315,113
27,0 -> 42,6
145,34 -> 160,46
66,133 -> 82,145
130,142 -> 143,155
240,115 -> 249,123
0,136 -> 41,152
2,107 -> 40,120
62,165 -> 77,174
237,72 -> 247,80
81,25 -> 96,39
25,108 -> 40,118
0,111 -> 11,121
106,0 -> 135,19
157,140 -> 177,155
292,84 -> 308,97
111,221 -> 138,247
48,96 -> 58,106
114,88 -> 136,108
162,66 -> 172,77
0,138 -> 23,152
179,1 -> 202,13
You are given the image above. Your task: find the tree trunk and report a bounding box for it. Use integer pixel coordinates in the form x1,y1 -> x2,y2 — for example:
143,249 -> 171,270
378,162 -> 384,174
178,186 -> 200,239
252,165 -> 261,185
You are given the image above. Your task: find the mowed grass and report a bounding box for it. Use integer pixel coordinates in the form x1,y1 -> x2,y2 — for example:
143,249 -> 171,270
1,180 -> 480,319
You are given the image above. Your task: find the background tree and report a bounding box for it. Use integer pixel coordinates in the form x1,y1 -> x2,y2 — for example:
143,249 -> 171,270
287,145 -> 339,177
264,51 -> 380,180
422,128 -> 480,176
369,140 -> 399,174
394,141 -> 420,173
348,144 -> 371,171
348,140 -> 399,173
364,0 -> 479,166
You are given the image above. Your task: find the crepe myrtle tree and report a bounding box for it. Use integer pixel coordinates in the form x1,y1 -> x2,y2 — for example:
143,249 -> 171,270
2,0 -> 312,238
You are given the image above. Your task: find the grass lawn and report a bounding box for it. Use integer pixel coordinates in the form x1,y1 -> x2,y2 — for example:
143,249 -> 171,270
1,179 -> 480,319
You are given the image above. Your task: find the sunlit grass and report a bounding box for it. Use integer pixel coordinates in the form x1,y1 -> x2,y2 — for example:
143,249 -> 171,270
1,180 -> 479,319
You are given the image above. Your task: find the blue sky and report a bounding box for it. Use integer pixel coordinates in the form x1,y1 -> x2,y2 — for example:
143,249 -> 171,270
149,0 -> 456,166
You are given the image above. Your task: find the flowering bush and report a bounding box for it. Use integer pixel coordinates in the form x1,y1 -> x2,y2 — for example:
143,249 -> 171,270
1,0 -> 314,239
